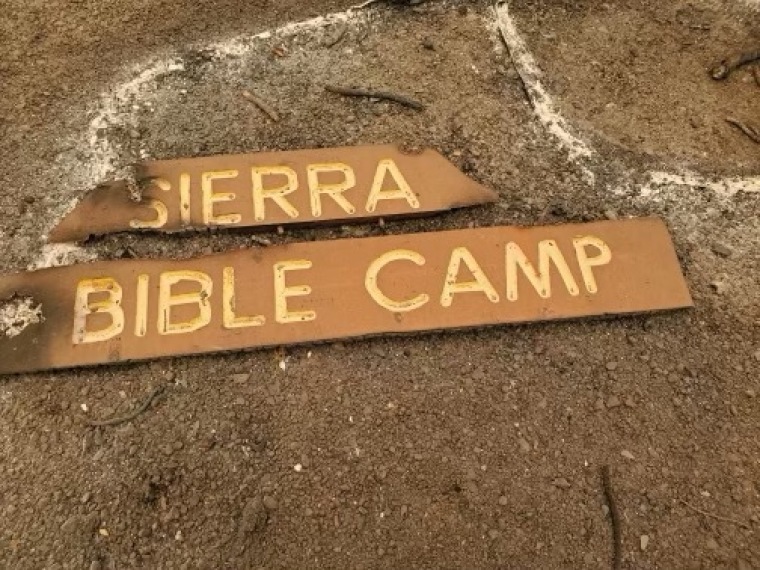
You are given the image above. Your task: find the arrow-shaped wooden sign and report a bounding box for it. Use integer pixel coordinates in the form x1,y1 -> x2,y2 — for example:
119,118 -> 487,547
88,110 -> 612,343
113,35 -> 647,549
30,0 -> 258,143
1,218 -> 692,374
48,145 -> 497,242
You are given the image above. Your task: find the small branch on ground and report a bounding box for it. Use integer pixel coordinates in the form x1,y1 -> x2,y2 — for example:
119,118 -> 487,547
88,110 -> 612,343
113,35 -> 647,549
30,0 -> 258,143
679,499 -> 752,530
601,465 -> 622,570
709,49 -> 760,80
325,85 -> 425,110
350,0 -> 423,8
323,22 -> 348,47
241,90 -> 280,122
726,118 -> 760,143
87,385 -> 167,428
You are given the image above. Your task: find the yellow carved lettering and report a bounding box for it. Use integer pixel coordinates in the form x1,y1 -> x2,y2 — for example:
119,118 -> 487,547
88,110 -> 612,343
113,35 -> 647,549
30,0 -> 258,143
179,172 -> 191,225
273,260 -> 316,324
130,178 -> 171,230
365,249 -> 429,312
134,274 -> 150,337
573,236 -> 612,294
440,247 -> 500,307
252,166 -> 299,221
307,163 -> 357,217
365,159 -> 419,213
72,278 -> 125,344
223,267 -> 265,329
158,271 -> 213,335
202,170 -> 241,226
506,240 -> 580,301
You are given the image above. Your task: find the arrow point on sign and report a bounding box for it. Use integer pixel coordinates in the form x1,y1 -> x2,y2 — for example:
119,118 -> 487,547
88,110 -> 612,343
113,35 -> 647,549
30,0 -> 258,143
423,149 -> 500,206
47,146 -> 500,243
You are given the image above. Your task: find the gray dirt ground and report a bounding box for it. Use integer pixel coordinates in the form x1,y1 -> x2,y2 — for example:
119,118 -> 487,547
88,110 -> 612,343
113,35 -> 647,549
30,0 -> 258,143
0,0 -> 759,568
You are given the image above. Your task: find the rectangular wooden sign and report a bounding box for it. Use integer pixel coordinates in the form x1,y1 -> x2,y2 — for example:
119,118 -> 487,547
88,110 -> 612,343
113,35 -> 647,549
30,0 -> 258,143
0,218 -> 692,374
48,145 -> 497,242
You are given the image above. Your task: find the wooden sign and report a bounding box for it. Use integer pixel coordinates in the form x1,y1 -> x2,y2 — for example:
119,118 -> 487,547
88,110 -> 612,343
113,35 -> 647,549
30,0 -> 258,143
48,145 -> 497,242
0,218 -> 691,374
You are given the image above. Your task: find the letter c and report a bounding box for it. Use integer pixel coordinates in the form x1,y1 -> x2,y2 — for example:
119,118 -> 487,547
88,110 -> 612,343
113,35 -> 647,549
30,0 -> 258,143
365,249 -> 429,312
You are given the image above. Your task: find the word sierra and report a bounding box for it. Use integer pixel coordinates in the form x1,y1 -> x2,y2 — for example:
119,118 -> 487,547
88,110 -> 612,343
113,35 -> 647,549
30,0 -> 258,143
0,218 -> 692,374
48,145 -> 497,242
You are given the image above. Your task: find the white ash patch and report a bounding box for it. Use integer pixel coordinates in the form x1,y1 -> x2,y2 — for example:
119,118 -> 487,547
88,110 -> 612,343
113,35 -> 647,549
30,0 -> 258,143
28,243 -> 97,270
493,2 -> 594,163
36,0 -> 758,260
641,171 -> 760,198
493,0 -> 759,201
44,8 -> 369,246
208,11 -> 362,58
80,9 -> 366,189
0,296 -> 44,339
43,58 -> 187,241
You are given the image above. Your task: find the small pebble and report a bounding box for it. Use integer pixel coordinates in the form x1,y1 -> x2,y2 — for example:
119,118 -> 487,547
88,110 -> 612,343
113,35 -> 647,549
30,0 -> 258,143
640,534 -> 650,551
251,236 -> 272,246
505,67 -> 520,80
498,496 -> 508,506
689,115 -> 704,129
711,243 -> 733,258
621,450 -> 635,460
705,537 -> 719,550
710,281 -> 728,295
606,362 -> 618,371
518,438 -> 531,453
606,395 -> 621,409
240,498 -> 267,534
552,478 -> 571,489
263,495 -> 278,511
294,463 -> 303,472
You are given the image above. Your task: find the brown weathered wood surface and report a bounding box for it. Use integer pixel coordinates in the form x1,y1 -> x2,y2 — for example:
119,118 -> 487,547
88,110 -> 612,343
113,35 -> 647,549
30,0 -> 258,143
1,218 -> 692,374
48,145 -> 497,242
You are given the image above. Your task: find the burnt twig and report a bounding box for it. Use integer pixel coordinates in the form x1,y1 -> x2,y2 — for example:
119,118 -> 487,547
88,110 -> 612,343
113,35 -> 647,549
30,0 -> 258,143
87,385 -> 166,428
323,22 -> 348,47
710,49 -> 760,80
726,117 -> 760,143
350,0 -> 422,8
241,90 -> 280,122
601,466 -> 622,570
325,85 -> 425,110
679,499 -> 751,530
